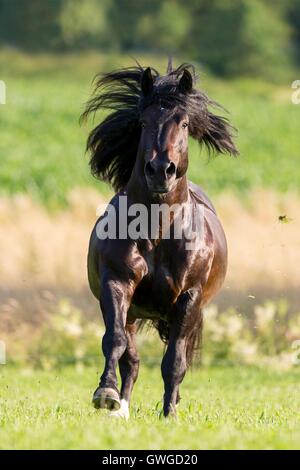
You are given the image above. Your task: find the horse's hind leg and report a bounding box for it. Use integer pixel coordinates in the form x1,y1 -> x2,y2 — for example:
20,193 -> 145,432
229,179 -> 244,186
110,322 -> 139,419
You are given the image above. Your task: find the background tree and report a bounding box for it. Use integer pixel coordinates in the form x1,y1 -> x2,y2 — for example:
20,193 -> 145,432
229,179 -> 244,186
0,0 -> 298,80
187,0 -> 291,79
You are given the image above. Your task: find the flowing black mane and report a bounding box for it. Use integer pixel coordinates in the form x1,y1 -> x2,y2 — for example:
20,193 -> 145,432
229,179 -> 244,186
82,61 -> 238,191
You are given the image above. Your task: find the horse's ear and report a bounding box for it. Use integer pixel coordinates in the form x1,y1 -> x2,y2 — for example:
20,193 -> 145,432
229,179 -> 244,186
202,111 -> 239,156
179,69 -> 193,94
141,67 -> 153,96
166,56 -> 173,74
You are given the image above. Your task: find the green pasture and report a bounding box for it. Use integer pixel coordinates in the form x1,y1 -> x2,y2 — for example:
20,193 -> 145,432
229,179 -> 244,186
0,364 -> 299,450
0,50 -> 299,206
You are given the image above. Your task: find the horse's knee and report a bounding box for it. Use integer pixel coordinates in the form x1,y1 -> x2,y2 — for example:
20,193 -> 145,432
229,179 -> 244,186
162,366 -> 185,388
102,329 -> 128,358
161,349 -> 187,387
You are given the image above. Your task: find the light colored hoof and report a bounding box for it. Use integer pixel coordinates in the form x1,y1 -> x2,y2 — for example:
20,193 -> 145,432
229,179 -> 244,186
109,399 -> 130,420
92,387 -> 120,411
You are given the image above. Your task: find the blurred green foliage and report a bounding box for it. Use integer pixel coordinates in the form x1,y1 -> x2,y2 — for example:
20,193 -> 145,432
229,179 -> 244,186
7,296 -> 300,369
0,0 -> 299,79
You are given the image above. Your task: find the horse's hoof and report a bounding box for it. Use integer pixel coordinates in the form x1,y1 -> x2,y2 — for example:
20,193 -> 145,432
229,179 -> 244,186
92,387 -> 121,411
109,399 -> 130,420
163,403 -> 177,419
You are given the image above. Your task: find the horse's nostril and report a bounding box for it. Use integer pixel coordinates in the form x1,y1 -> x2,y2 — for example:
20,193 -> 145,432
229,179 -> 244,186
145,160 -> 176,181
166,162 -> 176,177
145,161 -> 155,177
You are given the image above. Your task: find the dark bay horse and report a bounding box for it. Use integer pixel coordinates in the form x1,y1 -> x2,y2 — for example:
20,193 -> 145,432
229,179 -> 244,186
83,61 -> 238,418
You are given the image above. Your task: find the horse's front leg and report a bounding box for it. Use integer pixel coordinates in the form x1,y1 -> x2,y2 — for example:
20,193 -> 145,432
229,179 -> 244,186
109,322 -> 139,420
92,270 -> 134,411
161,289 -> 202,417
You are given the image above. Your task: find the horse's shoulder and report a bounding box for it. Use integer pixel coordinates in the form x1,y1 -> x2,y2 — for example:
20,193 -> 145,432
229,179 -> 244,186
188,180 -> 217,215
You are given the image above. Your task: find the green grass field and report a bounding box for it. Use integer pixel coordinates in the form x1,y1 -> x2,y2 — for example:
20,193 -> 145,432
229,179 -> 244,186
0,50 -> 299,206
1,364 -> 299,450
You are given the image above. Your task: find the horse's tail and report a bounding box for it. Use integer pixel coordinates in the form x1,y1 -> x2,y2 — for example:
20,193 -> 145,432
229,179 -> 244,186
185,310 -> 203,367
154,319 -> 170,344
142,310 -> 203,367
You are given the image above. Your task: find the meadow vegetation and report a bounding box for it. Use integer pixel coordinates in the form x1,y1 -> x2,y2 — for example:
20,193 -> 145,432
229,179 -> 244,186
1,364 -> 299,449
3,296 -> 300,370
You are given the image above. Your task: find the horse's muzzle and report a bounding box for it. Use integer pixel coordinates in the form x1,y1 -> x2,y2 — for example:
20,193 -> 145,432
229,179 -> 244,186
144,160 -> 176,193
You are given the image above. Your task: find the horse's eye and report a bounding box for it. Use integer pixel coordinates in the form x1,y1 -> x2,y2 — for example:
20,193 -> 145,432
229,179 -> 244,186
182,122 -> 188,129
141,121 -> 146,129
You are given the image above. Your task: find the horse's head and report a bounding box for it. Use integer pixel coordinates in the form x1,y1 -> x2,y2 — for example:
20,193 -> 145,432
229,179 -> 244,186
140,104 -> 190,194
82,62 -> 238,194
139,67 -> 192,194
138,65 -> 238,195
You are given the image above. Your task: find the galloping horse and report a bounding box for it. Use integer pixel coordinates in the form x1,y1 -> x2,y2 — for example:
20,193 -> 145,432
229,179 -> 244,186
83,61 -> 238,418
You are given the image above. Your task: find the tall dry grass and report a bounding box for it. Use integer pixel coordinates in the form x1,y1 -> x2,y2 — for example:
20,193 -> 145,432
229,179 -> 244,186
219,189 -> 300,289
